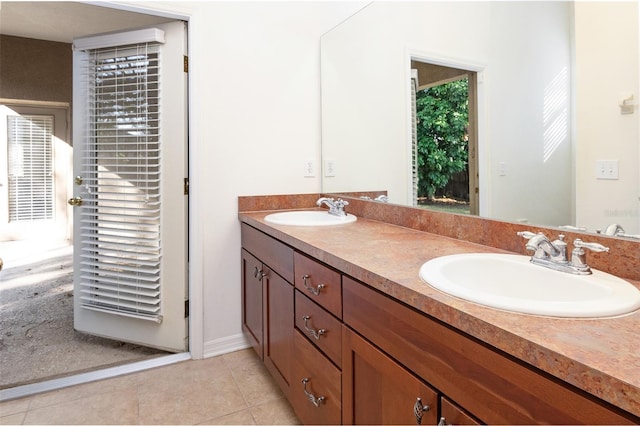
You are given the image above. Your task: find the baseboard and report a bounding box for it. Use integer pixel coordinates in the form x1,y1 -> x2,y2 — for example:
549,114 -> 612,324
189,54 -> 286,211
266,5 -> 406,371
203,333 -> 250,358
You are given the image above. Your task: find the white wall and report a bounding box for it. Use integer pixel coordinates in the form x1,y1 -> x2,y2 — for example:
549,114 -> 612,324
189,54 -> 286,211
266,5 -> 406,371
190,1 -> 365,355
575,1 -> 640,234
321,2 -> 573,226
486,2 -> 572,225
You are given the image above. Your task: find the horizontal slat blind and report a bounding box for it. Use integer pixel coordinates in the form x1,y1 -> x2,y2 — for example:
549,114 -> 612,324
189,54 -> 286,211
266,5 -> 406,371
411,76 -> 419,206
7,114 -> 54,222
78,42 -> 163,322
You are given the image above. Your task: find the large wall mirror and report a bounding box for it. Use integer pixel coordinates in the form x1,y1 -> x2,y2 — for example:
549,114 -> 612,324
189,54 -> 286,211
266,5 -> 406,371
321,1 -> 639,237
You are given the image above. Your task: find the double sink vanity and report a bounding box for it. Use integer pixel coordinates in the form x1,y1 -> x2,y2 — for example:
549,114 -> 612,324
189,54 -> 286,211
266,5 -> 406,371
238,193 -> 640,424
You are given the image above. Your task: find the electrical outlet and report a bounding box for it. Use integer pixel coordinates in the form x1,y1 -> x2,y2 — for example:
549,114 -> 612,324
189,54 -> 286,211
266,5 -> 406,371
324,159 -> 336,177
498,162 -> 507,176
304,160 -> 316,177
596,160 -> 619,180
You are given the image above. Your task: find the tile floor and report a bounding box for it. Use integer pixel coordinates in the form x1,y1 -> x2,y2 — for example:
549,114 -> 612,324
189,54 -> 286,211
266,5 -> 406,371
0,349 -> 300,425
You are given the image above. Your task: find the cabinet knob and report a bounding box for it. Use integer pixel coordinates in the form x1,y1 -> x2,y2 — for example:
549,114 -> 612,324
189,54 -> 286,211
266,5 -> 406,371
437,417 -> 447,426
253,266 -> 266,281
302,378 -> 325,407
302,274 -> 325,296
413,397 -> 430,425
302,315 -> 326,340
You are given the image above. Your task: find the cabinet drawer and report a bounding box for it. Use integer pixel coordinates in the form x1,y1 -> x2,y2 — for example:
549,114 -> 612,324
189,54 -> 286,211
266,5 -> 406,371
294,252 -> 342,318
295,290 -> 342,368
342,276 -> 638,425
292,330 -> 342,425
241,223 -> 294,283
440,396 -> 481,425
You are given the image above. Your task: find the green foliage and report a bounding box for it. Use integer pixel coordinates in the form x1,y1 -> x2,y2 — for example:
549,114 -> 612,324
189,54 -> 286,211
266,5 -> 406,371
416,78 -> 469,199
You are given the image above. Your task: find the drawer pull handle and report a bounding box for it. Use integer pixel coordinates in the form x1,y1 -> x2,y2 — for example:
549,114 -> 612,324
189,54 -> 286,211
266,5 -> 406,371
302,378 -> 325,407
413,397 -> 430,425
302,274 -> 325,296
253,266 -> 266,281
302,315 -> 326,340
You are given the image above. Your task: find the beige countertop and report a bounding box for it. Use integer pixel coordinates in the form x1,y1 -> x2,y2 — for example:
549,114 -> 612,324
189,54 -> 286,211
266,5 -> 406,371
239,209 -> 640,418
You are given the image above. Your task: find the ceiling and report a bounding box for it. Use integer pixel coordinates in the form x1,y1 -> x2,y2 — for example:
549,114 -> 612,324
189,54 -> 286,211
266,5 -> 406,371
0,2 -> 175,43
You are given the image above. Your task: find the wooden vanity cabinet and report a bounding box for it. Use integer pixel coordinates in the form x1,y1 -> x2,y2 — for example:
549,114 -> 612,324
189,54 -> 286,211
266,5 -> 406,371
241,221 -> 639,425
241,224 -> 294,397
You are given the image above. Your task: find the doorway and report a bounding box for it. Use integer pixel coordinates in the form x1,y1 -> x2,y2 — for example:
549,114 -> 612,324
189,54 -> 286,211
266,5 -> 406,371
0,3 -> 189,392
410,60 -> 479,215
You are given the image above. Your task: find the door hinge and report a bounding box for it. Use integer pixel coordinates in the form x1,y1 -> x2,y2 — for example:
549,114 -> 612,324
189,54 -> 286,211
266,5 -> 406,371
184,178 -> 189,195
183,55 -> 189,73
184,300 -> 190,318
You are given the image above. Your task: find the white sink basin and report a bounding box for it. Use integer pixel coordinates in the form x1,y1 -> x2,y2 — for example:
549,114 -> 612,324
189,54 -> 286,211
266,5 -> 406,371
264,210 -> 357,226
419,253 -> 640,318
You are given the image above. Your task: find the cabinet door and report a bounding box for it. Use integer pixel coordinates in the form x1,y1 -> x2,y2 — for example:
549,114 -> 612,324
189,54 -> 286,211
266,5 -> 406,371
241,249 -> 263,359
263,269 -> 294,398
440,396 -> 481,425
343,326 -> 438,425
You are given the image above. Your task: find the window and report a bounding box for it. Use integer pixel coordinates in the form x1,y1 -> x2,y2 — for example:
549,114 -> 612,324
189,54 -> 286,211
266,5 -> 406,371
7,114 -> 54,222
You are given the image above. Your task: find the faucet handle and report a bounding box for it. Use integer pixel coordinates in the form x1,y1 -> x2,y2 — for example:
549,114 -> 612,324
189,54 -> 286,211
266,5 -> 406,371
573,239 -> 610,253
517,231 -> 539,239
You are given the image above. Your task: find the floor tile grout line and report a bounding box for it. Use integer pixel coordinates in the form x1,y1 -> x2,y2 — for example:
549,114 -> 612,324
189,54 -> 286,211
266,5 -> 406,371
225,355 -> 253,410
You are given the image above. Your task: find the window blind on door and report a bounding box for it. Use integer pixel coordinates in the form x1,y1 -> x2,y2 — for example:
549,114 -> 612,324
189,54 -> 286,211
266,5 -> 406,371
7,114 -> 54,222
77,42 -> 164,322
411,72 -> 419,206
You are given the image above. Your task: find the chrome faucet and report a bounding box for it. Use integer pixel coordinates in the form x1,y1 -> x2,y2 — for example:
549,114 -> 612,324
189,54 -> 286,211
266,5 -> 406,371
517,231 -> 609,275
603,223 -> 625,236
598,224 -> 640,239
316,197 -> 349,217
517,231 -> 567,264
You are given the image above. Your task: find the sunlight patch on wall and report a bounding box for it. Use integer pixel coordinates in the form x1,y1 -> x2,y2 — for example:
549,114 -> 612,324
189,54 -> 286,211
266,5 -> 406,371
543,67 -> 569,163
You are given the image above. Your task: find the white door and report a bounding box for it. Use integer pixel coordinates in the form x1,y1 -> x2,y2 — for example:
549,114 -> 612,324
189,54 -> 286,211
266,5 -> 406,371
71,21 -> 188,352
0,103 -> 71,242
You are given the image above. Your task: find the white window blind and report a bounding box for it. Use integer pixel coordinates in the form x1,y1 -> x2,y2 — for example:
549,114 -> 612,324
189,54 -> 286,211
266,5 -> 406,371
411,73 -> 419,207
7,114 -> 54,222
77,42 -> 164,322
